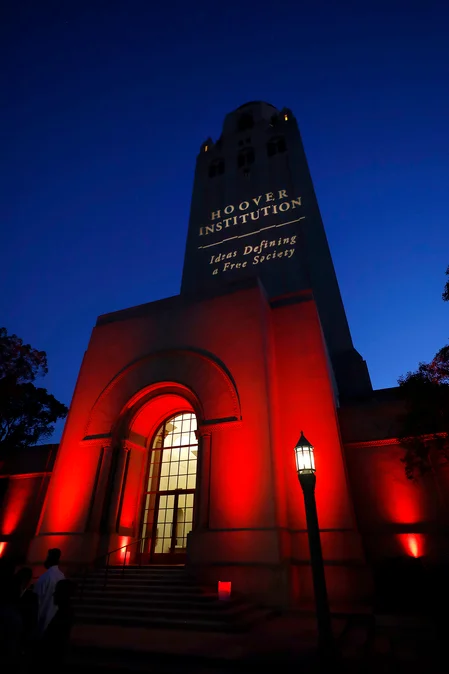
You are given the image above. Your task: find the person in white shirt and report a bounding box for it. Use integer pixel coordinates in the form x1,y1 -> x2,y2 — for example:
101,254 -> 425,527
34,548 -> 65,635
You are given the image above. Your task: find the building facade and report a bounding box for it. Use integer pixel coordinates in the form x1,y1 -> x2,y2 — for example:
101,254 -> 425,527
1,102 -> 447,606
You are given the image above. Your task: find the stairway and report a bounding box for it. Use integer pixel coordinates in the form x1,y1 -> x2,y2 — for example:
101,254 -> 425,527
74,565 -> 271,632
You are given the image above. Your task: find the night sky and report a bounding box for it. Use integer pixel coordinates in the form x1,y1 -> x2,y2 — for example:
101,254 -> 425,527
2,1 -> 448,441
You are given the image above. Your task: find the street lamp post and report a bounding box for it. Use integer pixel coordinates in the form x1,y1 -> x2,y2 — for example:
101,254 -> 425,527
294,431 -> 334,656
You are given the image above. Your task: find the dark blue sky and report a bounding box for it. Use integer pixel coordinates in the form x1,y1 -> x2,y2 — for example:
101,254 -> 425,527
2,0 -> 448,440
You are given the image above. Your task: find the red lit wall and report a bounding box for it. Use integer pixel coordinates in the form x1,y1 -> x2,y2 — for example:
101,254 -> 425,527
29,283 -> 278,566
0,475 -> 51,561
345,441 -> 445,560
25,279 -> 447,603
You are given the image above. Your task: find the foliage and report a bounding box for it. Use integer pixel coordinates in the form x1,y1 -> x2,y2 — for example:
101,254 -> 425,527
443,265 -> 449,302
0,328 -> 68,458
398,345 -> 449,479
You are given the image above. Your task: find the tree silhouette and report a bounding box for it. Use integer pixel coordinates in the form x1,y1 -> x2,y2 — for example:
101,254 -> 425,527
0,328 -> 68,458
443,265 -> 449,302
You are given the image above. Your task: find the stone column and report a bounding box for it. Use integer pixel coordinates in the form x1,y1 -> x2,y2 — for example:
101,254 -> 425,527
85,443 -> 113,533
194,429 -> 212,530
107,443 -> 131,533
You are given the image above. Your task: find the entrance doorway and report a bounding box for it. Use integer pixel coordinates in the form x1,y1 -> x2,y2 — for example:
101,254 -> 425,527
139,412 -> 198,564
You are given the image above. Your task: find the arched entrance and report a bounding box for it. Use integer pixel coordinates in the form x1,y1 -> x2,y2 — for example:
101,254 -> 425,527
139,412 -> 198,564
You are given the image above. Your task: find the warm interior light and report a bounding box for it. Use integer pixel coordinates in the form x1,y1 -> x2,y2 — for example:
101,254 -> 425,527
218,580 -> 231,600
204,145 -> 208,152
0,542 -> 6,557
118,536 -> 131,562
405,533 -> 421,558
294,431 -> 315,474
284,113 -> 289,121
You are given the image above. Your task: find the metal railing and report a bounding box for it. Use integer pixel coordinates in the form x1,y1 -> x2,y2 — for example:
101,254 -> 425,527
79,535 -> 152,600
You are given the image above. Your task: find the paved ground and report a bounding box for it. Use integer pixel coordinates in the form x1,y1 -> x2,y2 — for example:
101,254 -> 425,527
65,612 -> 448,673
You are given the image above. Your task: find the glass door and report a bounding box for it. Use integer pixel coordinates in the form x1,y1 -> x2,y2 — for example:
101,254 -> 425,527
139,413 -> 198,564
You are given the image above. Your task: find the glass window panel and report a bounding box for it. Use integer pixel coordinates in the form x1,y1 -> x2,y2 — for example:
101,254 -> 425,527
148,460 -> 155,479
178,446 -> 189,462
176,524 -> 184,544
142,413 -> 199,554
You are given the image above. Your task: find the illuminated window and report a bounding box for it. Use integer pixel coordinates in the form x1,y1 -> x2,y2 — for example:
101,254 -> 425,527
237,147 -> 255,169
204,145 -> 208,152
141,413 -> 198,556
267,136 -> 287,157
209,158 -> 225,178
284,113 -> 289,121
237,112 -> 254,132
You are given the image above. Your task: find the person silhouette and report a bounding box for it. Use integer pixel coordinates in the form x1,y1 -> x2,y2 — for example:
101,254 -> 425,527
36,579 -> 75,672
34,548 -> 65,635
15,567 -> 39,652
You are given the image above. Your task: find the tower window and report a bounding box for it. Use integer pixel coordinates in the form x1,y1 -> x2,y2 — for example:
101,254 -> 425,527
208,159 -> 225,178
267,136 -> 287,157
237,147 -> 255,169
237,113 -> 254,132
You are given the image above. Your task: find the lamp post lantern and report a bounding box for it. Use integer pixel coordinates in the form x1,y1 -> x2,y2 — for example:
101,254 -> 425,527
294,431 -> 334,656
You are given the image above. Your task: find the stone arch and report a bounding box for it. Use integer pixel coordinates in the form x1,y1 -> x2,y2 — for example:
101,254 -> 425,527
84,348 -> 241,439
116,384 -> 199,448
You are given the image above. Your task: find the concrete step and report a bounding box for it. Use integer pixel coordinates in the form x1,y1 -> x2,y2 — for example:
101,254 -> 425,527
80,569 -> 188,577
77,588 -> 217,605
75,596 -> 221,610
76,598 -> 250,618
78,577 -> 200,587
73,566 -> 272,633
74,611 -> 232,631
75,603 -> 227,617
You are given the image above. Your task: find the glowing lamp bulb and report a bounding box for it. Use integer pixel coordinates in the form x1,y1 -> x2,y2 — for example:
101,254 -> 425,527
294,431 -> 315,476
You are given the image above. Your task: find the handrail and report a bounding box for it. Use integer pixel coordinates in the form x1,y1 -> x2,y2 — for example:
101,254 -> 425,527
79,534 -> 153,599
